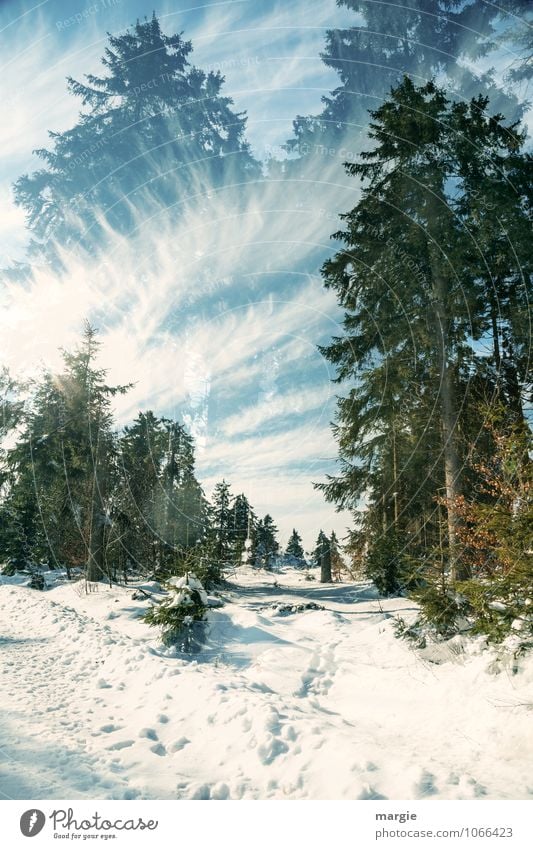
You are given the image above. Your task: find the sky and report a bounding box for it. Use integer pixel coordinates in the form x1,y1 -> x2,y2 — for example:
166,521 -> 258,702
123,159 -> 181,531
0,0 -> 530,550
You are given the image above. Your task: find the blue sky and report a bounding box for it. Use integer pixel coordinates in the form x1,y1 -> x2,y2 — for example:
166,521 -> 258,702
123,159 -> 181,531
0,0 -> 530,549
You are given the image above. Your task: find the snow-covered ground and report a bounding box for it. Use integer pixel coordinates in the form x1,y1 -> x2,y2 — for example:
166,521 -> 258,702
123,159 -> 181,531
0,568 -> 532,800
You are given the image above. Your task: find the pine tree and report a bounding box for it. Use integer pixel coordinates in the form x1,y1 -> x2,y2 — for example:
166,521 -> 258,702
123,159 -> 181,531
209,480 -> 234,569
285,528 -> 305,566
284,0 -> 523,175
316,533 -> 332,584
115,411 -> 166,577
232,493 -> 254,564
252,514 -> 280,569
155,419 -> 206,567
114,412 -> 207,580
317,78 -> 531,592
499,2 -> 533,84
329,531 -> 344,582
14,13 -> 260,261
2,324 -> 130,583
144,572 -> 208,649
312,531 -> 328,566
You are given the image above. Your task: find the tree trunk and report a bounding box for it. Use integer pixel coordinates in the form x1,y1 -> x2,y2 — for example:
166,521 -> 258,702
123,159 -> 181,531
87,506 -> 104,581
87,455 -> 105,582
320,547 -> 332,583
431,268 -> 467,582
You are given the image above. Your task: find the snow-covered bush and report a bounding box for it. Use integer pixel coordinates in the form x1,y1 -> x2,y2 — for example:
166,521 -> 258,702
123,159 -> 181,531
143,572 -> 208,648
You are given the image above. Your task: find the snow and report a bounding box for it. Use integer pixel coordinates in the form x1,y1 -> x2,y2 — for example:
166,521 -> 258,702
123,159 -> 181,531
0,567 -> 532,800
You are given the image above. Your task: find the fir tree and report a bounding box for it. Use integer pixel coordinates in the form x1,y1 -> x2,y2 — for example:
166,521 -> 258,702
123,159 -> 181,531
284,0 -> 523,176
329,530 -> 344,582
115,411 -> 207,580
232,493 -> 254,564
144,572 -> 208,650
2,324 -> 130,583
209,480 -> 234,569
252,514 -> 279,569
285,528 -> 305,565
14,13 -> 260,261
312,531 -> 329,568
317,78 -> 531,590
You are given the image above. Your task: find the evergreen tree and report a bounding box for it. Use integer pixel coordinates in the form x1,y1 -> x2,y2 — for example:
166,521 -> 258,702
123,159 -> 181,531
448,407 -> 533,643
155,419 -> 206,565
285,528 -> 305,566
500,2 -> 533,84
252,514 -> 279,569
317,534 -> 332,584
284,0 -> 523,175
144,572 -> 208,650
329,530 -> 344,582
232,493 -> 254,564
317,78 -> 531,591
2,324 -> 129,582
115,410 -> 166,577
14,13 -> 260,262
312,531 -> 329,567
114,411 -> 206,580
209,480 -> 234,568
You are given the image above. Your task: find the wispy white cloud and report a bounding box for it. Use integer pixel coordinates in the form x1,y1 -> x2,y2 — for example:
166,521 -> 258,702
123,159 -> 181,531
221,381 -> 334,438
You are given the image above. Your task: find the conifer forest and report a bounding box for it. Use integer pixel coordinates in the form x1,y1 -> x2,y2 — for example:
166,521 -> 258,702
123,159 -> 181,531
0,0 -> 532,806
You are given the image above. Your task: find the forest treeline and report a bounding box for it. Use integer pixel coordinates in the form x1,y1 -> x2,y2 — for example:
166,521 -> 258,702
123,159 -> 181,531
0,325 -> 339,587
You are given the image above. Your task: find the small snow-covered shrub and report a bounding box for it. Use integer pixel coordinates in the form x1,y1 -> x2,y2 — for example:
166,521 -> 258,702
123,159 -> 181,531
144,572 -> 208,648
29,572 -> 46,591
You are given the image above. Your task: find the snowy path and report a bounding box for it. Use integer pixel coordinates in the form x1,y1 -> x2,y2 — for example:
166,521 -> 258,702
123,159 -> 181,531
0,572 -> 532,800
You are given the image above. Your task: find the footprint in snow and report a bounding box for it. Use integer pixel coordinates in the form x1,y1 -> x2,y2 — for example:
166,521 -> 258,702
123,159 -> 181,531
281,725 -> 297,742
106,740 -> 134,751
170,737 -> 190,752
123,788 -> 140,799
189,784 -> 211,800
415,770 -> 438,798
358,785 -> 388,800
150,743 -> 167,757
139,728 -> 159,741
257,735 -> 289,765
210,782 -> 230,799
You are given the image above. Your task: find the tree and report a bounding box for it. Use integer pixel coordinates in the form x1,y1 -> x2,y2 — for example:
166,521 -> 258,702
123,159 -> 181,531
209,480 -> 234,567
155,419 -> 206,566
314,531 -> 331,584
232,493 -> 254,564
317,77 -> 531,592
285,528 -> 305,564
284,0 -> 523,174
115,410 -> 166,578
1,324 -> 130,582
144,572 -> 208,650
252,514 -> 279,569
14,13 -> 260,262
450,408 -> 533,642
62,325 -> 130,582
499,2 -> 533,84
329,530 -> 344,581
312,530 -> 329,570
115,411 -> 206,580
